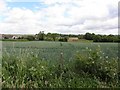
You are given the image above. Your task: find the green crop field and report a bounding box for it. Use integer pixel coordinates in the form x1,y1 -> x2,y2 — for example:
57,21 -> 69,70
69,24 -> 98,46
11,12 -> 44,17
1,41 -> 119,88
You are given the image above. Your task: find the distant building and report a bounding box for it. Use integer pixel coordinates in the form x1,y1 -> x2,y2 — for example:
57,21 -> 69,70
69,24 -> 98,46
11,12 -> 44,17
2,34 -> 13,39
68,37 -> 79,42
2,34 -> 22,39
12,36 -> 19,39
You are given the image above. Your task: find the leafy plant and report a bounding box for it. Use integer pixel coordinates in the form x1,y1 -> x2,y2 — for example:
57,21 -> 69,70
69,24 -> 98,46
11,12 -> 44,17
74,47 -> 118,86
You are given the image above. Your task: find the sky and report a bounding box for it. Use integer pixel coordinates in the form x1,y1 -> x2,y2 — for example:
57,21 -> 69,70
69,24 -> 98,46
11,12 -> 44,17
0,0 -> 119,35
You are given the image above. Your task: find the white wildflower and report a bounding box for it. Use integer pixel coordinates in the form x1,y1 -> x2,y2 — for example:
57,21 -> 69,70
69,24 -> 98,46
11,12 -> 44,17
41,66 -> 44,69
86,47 -> 88,49
45,81 -> 48,85
106,56 -> 108,59
106,61 -> 108,63
89,49 -> 92,51
61,52 -> 63,55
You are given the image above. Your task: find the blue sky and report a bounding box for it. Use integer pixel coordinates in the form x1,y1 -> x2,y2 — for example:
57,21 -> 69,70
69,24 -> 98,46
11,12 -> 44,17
7,2 -> 48,11
0,0 -> 118,34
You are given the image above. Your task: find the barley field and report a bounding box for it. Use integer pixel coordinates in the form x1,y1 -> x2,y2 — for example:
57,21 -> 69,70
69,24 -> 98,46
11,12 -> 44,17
1,41 -> 119,88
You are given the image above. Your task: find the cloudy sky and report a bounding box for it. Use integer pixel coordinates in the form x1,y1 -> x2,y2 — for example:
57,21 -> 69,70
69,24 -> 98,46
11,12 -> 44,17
0,0 -> 119,35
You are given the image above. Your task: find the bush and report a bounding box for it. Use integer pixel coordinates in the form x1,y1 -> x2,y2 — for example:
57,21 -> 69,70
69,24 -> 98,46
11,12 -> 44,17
26,36 -> 35,41
74,47 -> 118,84
59,37 -> 68,42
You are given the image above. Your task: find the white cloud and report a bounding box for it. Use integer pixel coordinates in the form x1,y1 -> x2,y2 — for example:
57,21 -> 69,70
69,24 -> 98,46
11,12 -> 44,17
0,8 -> 44,34
0,0 -> 119,34
0,0 -> 7,13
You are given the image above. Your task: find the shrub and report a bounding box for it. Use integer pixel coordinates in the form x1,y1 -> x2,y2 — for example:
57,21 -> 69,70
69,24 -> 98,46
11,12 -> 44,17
26,36 -> 35,41
59,37 -> 68,42
74,47 -> 118,84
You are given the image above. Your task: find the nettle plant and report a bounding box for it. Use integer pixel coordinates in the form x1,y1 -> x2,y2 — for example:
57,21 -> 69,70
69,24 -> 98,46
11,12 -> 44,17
74,46 -> 118,84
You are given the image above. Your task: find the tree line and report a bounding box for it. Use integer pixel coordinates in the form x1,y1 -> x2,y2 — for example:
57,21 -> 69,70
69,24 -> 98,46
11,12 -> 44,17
25,31 -> 68,42
84,33 -> 120,42
6,31 -> 119,42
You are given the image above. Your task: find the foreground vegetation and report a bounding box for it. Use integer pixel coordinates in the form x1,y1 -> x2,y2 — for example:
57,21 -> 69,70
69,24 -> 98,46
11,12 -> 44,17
2,41 -> 119,88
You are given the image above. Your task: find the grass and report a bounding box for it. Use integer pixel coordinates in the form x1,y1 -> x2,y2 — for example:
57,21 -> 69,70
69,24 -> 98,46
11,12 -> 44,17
1,39 -> 28,41
1,41 -> 119,88
78,39 -> 93,42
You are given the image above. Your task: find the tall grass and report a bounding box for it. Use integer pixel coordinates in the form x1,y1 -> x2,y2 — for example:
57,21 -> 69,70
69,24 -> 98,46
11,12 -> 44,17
2,41 -> 119,88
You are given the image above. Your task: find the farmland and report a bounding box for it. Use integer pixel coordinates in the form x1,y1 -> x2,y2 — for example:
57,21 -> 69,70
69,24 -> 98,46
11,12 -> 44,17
1,41 -> 119,88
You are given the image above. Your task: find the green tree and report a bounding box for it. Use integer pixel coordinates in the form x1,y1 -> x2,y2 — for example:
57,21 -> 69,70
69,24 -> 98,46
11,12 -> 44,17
78,34 -> 84,39
84,33 -> 95,40
51,33 -> 59,41
26,35 -> 35,41
93,35 -> 102,42
36,31 -> 45,40
59,37 -> 68,42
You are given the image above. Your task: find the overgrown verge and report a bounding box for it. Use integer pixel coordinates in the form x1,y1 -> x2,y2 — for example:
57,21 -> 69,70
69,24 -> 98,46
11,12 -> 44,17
73,47 -> 119,87
2,47 -> 119,88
